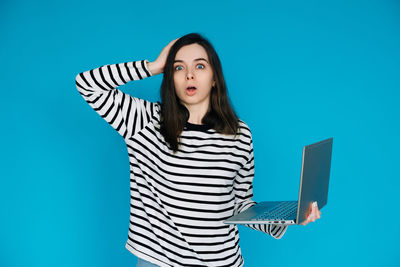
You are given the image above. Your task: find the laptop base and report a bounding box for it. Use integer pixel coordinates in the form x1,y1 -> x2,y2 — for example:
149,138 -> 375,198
223,201 -> 297,225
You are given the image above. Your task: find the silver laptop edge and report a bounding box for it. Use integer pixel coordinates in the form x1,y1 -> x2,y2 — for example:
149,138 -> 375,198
296,137 -> 333,224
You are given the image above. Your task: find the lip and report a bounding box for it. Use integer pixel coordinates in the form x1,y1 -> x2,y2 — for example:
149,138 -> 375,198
185,87 -> 197,96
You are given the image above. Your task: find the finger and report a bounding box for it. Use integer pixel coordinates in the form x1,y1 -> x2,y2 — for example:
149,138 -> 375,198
303,202 -> 316,225
316,209 -> 321,219
171,37 -> 180,44
310,208 -> 318,222
312,202 -> 319,220
314,203 -> 321,219
311,211 -> 320,221
308,203 -> 315,219
312,201 -> 318,213
309,202 -> 316,216
306,208 -> 313,220
305,204 -> 312,220
307,216 -> 312,223
300,220 -> 307,226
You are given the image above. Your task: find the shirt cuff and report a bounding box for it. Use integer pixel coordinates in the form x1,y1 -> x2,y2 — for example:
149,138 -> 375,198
143,59 -> 153,77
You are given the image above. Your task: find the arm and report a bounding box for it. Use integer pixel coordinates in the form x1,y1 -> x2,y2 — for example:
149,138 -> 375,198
233,133 -> 288,239
75,60 -> 157,139
75,38 -> 180,140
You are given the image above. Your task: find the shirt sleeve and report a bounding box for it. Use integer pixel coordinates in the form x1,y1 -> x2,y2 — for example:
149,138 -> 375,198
75,60 -> 158,140
233,131 -> 288,239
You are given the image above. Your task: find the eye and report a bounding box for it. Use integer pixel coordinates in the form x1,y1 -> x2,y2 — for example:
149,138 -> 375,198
174,65 -> 183,71
196,64 -> 205,69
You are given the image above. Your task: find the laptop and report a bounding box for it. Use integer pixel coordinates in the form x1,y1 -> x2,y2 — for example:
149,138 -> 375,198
224,137 -> 333,225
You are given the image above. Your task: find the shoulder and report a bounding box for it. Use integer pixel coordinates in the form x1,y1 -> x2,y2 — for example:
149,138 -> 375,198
237,119 -> 253,139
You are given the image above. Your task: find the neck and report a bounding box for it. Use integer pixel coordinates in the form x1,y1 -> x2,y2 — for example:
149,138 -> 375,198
184,102 -> 210,125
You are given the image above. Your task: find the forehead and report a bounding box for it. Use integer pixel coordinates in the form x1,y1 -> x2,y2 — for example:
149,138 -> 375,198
174,43 -> 209,62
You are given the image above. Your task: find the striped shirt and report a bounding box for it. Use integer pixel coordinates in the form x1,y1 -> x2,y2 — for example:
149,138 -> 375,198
75,60 -> 287,267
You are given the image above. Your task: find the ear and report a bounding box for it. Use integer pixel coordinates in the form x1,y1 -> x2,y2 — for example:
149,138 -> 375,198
212,80 -> 216,87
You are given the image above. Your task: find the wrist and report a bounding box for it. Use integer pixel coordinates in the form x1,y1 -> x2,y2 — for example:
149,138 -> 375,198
146,61 -> 163,76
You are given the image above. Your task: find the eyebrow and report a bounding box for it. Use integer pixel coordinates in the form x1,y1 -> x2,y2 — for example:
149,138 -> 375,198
173,58 -> 209,63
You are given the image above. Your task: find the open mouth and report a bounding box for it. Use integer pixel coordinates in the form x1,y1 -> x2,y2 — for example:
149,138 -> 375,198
186,86 -> 197,96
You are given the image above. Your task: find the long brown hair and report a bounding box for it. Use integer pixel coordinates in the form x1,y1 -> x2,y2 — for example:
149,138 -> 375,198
160,33 -> 239,152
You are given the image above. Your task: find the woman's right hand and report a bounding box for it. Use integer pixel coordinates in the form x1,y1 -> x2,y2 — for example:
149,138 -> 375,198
147,37 -> 180,75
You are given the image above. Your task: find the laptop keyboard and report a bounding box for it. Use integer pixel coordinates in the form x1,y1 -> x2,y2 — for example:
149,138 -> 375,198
253,201 -> 297,221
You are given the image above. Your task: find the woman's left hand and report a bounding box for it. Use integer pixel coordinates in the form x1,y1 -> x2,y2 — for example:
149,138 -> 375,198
300,201 -> 321,226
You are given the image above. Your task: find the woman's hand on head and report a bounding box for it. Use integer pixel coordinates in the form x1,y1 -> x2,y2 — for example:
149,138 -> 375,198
300,201 -> 322,226
147,37 -> 180,76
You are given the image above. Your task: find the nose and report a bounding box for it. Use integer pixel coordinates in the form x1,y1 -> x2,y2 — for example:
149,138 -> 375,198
186,71 -> 194,80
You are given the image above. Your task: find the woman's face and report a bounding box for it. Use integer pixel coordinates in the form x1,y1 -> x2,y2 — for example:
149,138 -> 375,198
173,43 -> 215,111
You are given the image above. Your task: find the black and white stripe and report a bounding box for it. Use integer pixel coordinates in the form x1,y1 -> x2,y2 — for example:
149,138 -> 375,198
76,60 -> 287,267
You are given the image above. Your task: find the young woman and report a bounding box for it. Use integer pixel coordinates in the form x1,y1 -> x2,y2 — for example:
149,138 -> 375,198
75,33 -> 321,267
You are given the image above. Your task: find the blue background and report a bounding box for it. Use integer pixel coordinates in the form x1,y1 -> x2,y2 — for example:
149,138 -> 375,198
1,0 -> 399,266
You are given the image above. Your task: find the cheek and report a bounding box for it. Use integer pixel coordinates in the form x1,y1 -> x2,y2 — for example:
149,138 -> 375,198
173,73 -> 184,86
199,70 -> 214,83
173,81 -> 183,96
